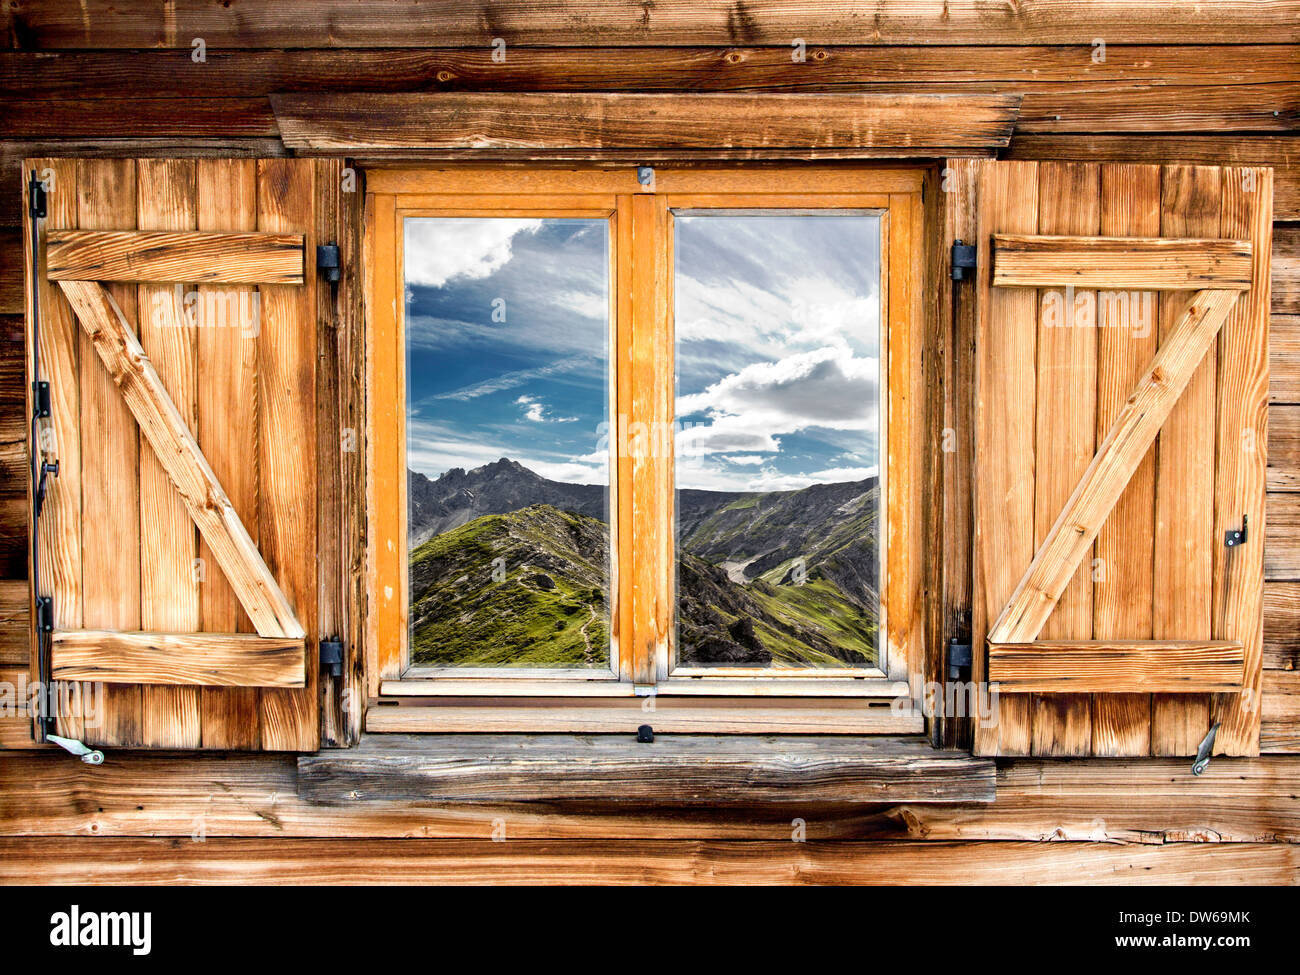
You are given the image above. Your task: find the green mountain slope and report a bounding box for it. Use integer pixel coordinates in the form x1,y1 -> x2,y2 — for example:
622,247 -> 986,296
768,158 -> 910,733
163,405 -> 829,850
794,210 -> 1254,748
408,504 -> 609,668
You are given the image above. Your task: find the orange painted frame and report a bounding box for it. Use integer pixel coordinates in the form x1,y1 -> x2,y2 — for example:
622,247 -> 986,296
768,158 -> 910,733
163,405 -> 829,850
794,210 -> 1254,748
365,167 -> 928,708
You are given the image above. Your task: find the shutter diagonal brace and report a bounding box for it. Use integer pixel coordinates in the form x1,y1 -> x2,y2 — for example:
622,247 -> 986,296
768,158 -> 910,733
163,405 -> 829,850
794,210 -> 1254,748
988,287 -> 1242,645
979,232 -> 1256,693
56,279 -> 305,641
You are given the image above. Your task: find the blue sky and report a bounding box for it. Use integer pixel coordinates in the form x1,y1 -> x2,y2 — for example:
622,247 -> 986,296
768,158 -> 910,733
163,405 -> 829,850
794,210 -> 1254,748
404,212 -> 880,491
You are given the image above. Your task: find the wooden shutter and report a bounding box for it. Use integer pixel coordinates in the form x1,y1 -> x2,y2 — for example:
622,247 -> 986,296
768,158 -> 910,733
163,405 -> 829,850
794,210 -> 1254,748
954,159 -> 1271,758
24,157 -> 336,751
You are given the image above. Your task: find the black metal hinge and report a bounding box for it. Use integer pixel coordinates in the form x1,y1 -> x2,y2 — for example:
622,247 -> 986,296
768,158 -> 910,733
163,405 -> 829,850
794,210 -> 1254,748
316,243 -> 341,283
319,637 -> 344,678
35,596 -> 53,634
950,240 -> 976,281
948,639 -> 973,681
29,172 -> 46,220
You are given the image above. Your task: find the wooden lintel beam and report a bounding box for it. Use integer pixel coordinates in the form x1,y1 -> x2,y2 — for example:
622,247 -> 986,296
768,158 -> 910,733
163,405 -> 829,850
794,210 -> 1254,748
270,91 -> 1022,154
992,234 -> 1252,289
987,640 -> 1246,693
989,288 -> 1242,644
56,279 -> 305,639
51,631 -> 306,687
47,229 -> 304,284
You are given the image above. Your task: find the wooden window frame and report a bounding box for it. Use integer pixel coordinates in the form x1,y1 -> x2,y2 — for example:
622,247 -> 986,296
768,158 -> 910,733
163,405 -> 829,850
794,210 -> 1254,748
364,166 -> 928,729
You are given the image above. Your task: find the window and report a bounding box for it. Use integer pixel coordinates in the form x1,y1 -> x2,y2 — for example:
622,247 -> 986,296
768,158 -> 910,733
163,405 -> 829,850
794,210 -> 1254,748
366,168 -> 927,726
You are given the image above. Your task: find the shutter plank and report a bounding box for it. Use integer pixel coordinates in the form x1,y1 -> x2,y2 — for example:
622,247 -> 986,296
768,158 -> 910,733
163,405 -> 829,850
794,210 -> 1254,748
197,159 -> 263,749
76,158 -> 142,747
1092,163 -> 1161,756
137,158 -> 201,748
972,159 -> 1038,757
28,158 -> 84,740
55,280 -> 305,642
46,229 -> 305,284
988,640 -> 1244,692
1030,161 -> 1099,756
1212,168 -> 1272,756
1152,166 -> 1221,756
256,159 -> 319,751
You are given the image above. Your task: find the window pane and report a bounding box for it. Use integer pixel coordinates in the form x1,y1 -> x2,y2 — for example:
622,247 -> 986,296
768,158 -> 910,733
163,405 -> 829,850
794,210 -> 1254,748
673,213 -> 882,671
404,218 -> 611,670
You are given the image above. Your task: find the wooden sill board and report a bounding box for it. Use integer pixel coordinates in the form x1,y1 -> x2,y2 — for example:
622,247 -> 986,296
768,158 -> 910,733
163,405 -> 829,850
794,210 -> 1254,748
297,734 -> 996,806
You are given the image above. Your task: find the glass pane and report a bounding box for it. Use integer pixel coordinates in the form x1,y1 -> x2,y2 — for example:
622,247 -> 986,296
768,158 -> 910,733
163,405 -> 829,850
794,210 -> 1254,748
404,217 -> 611,670
673,213 -> 882,671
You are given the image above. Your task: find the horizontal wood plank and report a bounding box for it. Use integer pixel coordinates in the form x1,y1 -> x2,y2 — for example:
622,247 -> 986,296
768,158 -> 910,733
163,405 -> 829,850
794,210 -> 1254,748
1266,491 -> 1300,580
6,47 -> 1300,98
3,751 -> 1300,843
992,234 -> 1252,290
1270,405 -> 1300,491
47,230 -> 304,284
987,640 -> 1245,692
270,92 -> 1021,153
367,702 -> 923,735
1264,582 -> 1300,669
298,734 -> 994,805
55,280 -> 305,639
0,837 -> 1292,885
1273,315 -> 1300,403
8,2 -> 1299,47
50,630 -> 305,687
1276,225 -> 1300,315
1262,670 -> 1300,753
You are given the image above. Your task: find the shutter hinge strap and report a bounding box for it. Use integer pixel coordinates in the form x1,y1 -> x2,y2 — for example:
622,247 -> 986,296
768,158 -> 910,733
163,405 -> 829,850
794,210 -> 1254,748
948,639 -> 973,681
316,243 -> 341,283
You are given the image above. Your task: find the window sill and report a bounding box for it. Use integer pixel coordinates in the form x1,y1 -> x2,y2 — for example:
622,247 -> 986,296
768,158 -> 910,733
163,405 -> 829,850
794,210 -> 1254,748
297,734 -> 996,805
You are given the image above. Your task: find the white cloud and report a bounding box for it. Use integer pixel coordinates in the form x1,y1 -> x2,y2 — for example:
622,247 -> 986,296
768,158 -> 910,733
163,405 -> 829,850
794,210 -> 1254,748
725,454 -> 769,466
404,218 -> 542,288
676,347 -> 879,461
516,395 -> 577,423
423,355 -> 590,403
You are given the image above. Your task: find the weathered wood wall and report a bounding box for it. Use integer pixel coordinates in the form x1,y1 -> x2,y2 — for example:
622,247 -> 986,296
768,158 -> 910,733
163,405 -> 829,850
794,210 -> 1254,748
0,0 -> 1297,883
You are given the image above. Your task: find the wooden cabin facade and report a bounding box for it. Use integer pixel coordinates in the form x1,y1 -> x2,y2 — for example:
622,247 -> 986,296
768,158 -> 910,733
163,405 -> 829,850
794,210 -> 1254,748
1,1 -> 1298,885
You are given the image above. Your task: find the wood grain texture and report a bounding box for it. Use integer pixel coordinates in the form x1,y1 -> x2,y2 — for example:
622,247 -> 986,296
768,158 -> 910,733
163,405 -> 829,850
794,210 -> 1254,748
26,158 -> 83,740
992,234 -> 1252,290
51,630 -> 305,687
195,157 -> 262,749
1091,163 -> 1160,756
1211,168 -> 1272,756
1151,166 -> 1222,756
366,702 -> 924,736
0,837 -> 1292,885
56,280 -> 305,640
5,750 -> 1300,843
8,2 -> 1299,47
971,159 -> 1037,757
990,288 -> 1240,644
1270,406 -> 1300,491
298,734 -> 995,805
255,158 -> 319,751
1029,161 -> 1098,757
1008,135 -> 1300,220
136,157 -> 201,748
987,641 -> 1245,692
75,158 -> 141,747
46,229 -> 304,284
271,92 -> 1021,153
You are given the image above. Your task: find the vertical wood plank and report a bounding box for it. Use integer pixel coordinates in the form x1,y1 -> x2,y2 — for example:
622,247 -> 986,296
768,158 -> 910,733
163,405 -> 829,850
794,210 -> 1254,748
630,192 -> 671,684
615,194 -> 635,683
942,159 -> 979,750
1152,165 -> 1221,756
1031,161 -> 1098,757
366,192 -> 400,695
256,158 -> 318,751
1213,167 -> 1272,756
197,158 -> 261,749
1092,163 -> 1161,757
27,158 -> 84,739
136,158 -> 201,748
76,158 -> 141,748
972,159 -> 1037,757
